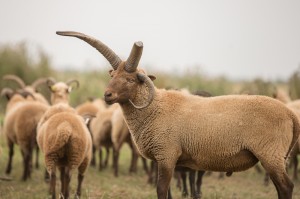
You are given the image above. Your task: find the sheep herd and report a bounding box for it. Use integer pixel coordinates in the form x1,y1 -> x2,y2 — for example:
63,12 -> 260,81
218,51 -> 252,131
0,31 -> 300,199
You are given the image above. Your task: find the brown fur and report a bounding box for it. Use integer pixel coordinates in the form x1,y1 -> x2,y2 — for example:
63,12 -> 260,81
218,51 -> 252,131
3,93 -> 48,181
89,104 -> 118,171
37,104 -> 92,199
105,62 -> 300,199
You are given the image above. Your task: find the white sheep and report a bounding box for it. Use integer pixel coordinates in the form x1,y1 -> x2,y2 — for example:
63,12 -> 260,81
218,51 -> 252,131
37,79 -> 92,199
56,31 -> 300,199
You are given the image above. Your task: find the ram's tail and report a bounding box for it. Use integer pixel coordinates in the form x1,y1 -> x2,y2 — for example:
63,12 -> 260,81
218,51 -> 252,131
285,114 -> 300,163
45,121 -> 72,172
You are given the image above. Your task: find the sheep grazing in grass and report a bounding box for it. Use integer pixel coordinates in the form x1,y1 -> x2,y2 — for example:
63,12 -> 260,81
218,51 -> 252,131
111,105 -> 149,177
56,31 -> 300,199
1,88 -> 48,181
37,79 -> 92,199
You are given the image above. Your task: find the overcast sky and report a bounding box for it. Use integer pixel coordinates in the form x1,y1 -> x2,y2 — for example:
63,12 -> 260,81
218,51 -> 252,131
1,0 -> 300,80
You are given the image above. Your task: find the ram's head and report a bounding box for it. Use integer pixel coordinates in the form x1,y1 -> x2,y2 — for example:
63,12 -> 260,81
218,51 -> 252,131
56,31 -> 155,109
46,78 -> 79,105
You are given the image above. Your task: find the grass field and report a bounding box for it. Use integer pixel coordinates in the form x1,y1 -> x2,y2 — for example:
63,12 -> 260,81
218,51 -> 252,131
1,131 -> 300,199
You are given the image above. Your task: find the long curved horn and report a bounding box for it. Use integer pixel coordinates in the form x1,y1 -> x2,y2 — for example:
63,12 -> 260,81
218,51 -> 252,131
46,77 -> 56,91
3,75 -> 26,88
17,90 -> 36,100
56,31 -> 121,70
125,41 -> 143,73
66,79 -> 79,88
31,78 -> 48,90
1,88 -> 14,99
129,73 -> 155,109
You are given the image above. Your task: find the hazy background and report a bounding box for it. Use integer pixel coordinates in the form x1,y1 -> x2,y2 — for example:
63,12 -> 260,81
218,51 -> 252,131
1,0 -> 300,80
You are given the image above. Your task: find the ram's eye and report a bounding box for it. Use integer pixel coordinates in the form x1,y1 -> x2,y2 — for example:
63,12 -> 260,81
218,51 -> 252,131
109,69 -> 114,77
126,78 -> 135,83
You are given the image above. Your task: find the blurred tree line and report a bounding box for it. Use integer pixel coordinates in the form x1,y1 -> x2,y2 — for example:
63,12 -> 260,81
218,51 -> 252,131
1,42 -> 300,113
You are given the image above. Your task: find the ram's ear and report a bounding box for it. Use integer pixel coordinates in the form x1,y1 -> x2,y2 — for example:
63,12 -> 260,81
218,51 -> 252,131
148,75 -> 156,81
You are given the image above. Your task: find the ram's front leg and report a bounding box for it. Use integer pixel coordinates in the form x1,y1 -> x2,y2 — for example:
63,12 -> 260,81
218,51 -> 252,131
156,160 -> 176,199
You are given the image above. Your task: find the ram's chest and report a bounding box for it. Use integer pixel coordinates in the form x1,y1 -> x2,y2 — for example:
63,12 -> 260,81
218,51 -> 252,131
129,128 -> 158,160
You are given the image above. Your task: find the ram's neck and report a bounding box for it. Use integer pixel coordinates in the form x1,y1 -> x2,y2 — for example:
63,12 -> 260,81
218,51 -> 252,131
120,89 -> 162,137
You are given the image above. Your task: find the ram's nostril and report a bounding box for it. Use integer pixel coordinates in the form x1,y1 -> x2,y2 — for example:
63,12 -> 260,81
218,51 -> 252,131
104,92 -> 112,98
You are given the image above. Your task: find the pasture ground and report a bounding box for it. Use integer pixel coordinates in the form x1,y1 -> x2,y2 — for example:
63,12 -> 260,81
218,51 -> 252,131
1,132 -> 300,199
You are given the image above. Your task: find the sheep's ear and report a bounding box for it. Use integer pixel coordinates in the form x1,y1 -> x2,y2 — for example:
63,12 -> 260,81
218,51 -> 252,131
82,114 -> 96,125
67,87 -> 72,93
148,75 -> 156,81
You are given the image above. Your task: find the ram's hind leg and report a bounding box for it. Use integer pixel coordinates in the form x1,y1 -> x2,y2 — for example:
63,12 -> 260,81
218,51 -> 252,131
76,158 -> 89,198
5,140 -> 14,174
261,158 -> 293,199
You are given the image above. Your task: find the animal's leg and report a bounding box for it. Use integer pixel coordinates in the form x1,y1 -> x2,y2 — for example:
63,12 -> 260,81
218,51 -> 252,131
180,170 -> 188,197
189,170 -> 196,198
261,159 -> 293,199
5,140 -> 14,174
264,172 -> 270,186
129,144 -> 138,173
195,170 -> 205,199
104,146 -> 110,168
22,147 -> 33,181
157,161 -> 175,199
167,187 -> 172,199
141,157 -> 150,174
49,168 -> 56,199
98,147 -> 103,171
35,146 -> 39,169
64,168 -> 71,199
113,147 -> 120,177
90,145 -> 96,167
292,154 -> 298,180
76,158 -> 89,198
59,167 -> 65,197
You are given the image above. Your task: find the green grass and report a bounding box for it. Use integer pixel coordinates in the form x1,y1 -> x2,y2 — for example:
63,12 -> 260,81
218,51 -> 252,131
1,130 -> 300,199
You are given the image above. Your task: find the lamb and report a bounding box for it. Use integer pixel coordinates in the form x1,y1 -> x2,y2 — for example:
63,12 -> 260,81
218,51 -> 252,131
37,79 -> 92,199
56,31 -> 300,199
1,88 -> 48,181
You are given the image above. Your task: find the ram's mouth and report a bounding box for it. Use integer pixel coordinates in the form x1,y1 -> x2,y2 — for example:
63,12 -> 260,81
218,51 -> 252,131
104,97 -> 117,105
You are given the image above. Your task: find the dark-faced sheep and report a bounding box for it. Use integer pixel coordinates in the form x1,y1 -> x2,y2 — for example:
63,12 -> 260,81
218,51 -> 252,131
56,31 -> 300,199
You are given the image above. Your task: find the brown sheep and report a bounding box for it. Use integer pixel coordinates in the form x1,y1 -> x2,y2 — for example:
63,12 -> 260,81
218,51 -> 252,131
1,88 -> 48,181
89,103 -> 119,171
76,98 -> 106,166
37,79 -> 92,199
57,31 -> 300,199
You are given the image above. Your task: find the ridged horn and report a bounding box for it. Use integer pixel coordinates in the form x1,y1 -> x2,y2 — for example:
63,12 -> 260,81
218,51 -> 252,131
1,88 -> 14,99
56,31 -> 121,70
3,75 -> 26,88
66,79 -> 80,89
128,73 -> 155,109
31,78 -> 48,90
125,41 -> 143,73
46,77 -> 56,88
